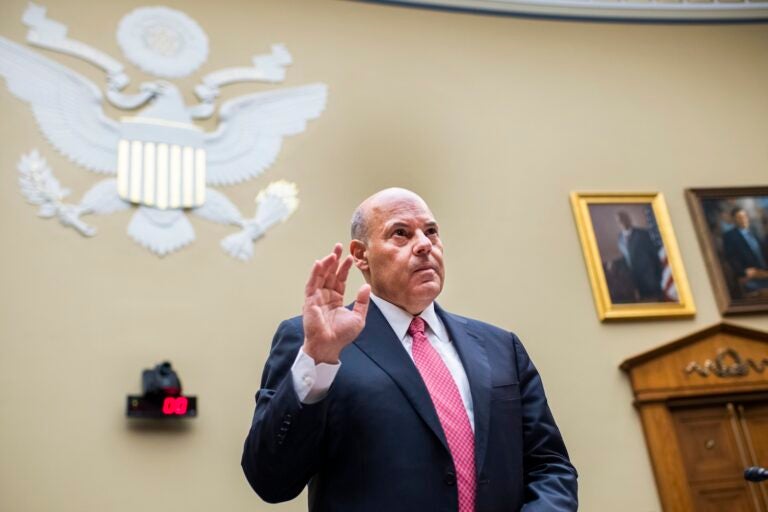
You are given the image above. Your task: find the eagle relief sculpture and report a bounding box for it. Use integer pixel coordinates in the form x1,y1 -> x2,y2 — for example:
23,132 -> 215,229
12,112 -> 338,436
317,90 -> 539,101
1,3 -> 327,259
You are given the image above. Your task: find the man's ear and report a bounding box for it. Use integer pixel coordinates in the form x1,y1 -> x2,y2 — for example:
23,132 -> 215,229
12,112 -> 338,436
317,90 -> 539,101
350,239 -> 369,271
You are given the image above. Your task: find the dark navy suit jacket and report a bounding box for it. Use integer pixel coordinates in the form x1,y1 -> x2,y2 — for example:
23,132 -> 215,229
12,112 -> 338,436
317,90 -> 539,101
622,228 -> 663,300
723,228 -> 767,277
242,302 -> 577,511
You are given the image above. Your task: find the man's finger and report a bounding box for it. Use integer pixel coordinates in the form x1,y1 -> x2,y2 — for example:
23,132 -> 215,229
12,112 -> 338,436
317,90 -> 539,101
311,249 -> 336,295
323,244 -> 344,289
352,284 -> 371,319
307,244 -> 344,297
305,260 -> 322,296
317,249 -> 338,285
335,255 -> 354,293
318,250 -> 337,272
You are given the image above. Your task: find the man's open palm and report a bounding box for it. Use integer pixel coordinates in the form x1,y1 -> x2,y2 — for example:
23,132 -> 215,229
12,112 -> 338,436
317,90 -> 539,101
302,244 -> 370,364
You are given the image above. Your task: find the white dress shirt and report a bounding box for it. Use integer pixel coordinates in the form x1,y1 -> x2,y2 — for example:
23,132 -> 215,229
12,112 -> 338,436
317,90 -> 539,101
291,293 -> 475,431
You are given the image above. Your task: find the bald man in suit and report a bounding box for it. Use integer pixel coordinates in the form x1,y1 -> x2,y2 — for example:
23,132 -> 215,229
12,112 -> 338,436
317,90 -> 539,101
242,188 -> 577,511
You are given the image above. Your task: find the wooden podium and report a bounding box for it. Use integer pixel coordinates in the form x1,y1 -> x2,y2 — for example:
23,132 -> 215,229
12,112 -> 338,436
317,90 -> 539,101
621,323 -> 768,512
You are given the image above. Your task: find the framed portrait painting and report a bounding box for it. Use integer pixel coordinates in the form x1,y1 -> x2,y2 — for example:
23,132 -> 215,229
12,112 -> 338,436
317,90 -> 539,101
686,187 -> 768,315
571,192 -> 695,321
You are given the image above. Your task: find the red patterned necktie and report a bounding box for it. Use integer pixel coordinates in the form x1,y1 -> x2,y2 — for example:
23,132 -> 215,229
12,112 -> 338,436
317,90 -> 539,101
408,316 -> 476,512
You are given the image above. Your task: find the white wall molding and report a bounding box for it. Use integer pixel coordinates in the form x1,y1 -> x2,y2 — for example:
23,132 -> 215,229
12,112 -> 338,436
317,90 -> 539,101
377,0 -> 768,21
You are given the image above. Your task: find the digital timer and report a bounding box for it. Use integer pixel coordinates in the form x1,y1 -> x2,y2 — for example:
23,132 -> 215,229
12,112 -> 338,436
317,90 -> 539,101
126,361 -> 197,419
126,394 -> 197,418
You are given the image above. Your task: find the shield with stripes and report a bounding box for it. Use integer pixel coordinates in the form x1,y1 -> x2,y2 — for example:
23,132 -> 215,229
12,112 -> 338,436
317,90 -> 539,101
117,116 -> 206,209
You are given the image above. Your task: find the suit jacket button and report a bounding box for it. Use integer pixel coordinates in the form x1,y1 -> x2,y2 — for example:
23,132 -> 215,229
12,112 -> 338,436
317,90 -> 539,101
444,473 -> 456,486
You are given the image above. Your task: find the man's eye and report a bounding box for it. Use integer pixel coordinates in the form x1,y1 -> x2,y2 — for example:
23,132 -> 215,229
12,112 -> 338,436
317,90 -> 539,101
393,229 -> 408,237
426,228 -> 439,236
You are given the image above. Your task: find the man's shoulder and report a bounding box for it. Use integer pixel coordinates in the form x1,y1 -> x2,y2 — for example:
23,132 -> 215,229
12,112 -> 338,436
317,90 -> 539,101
631,227 -> 652,240
438,308 -> 532,369
269,315 -> 305,346
280,314 -> 304,329
438,307 -> 516,340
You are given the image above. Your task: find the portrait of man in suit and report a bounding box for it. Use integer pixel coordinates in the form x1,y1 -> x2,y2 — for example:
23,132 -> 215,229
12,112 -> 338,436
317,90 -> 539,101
722,207 -> 768,296
242,188 -> 578,511
615,210 -> 665,302
688,190 -> 768,313
586,203 -> 675,305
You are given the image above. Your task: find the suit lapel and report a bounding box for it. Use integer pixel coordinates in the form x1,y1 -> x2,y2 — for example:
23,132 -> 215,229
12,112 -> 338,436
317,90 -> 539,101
436,304 -> 492,477
353,302 -> 449,452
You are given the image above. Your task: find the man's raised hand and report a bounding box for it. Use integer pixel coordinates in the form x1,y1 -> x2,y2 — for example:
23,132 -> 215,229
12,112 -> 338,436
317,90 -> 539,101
302,243 -> 371,364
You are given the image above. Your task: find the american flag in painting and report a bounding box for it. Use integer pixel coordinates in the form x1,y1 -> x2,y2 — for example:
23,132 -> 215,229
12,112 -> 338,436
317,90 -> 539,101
645,205 -> 678,302
657,245 -> 678,301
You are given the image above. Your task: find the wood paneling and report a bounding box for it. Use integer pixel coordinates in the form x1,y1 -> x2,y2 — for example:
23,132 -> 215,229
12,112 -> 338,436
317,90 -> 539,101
690,480 -> 760,512
622,323 -> 768,511
671,405 -> 745,483
739,403 -> 768,508
639,404 -> 695,512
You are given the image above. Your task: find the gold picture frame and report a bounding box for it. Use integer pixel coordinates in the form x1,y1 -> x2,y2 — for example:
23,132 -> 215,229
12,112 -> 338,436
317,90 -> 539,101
570,192 -> 695,321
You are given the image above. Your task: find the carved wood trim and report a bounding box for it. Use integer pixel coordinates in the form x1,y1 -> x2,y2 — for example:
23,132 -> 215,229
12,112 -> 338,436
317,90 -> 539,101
621,322 -> 768,371
621,322 -> 768,511
639,404 -> 695,512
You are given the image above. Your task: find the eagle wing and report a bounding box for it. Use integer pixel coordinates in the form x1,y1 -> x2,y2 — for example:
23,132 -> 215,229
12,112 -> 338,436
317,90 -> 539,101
204,83 -> 327,186
0,36 -> 119,173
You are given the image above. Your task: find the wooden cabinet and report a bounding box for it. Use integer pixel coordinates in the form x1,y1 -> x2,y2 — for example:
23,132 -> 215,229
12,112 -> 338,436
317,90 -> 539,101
671,401 -> 765,511
621,323 -> 768,511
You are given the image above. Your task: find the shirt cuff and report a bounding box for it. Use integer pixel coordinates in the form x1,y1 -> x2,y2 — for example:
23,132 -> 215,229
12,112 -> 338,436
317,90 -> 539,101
291,347 -> 341,404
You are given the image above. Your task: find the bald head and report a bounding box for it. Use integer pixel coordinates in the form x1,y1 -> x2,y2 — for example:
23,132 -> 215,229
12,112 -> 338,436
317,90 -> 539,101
351,188 -> 430,242
348,188 -> 443,314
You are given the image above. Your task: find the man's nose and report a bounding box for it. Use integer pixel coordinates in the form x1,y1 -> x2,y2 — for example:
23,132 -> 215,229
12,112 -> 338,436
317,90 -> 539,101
413,230 -> 432,255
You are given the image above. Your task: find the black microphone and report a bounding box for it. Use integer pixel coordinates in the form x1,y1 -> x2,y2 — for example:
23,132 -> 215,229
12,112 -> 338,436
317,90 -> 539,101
745,466 -> 768,482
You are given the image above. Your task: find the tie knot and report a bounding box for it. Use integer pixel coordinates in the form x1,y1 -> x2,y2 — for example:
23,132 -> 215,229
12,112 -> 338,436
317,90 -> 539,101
408,316 -> 426,337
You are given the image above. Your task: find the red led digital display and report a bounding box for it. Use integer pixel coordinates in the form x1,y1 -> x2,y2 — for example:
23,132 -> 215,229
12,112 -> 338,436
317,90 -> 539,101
126,395 -> 197,418
162,396 -> 189,415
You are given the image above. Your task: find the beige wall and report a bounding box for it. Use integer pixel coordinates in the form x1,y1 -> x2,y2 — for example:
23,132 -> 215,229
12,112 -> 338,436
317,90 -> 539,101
1,0 -> 767,510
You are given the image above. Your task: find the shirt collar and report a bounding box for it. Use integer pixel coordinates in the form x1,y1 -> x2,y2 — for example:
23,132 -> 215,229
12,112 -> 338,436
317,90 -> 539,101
369,293 -> 448,343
